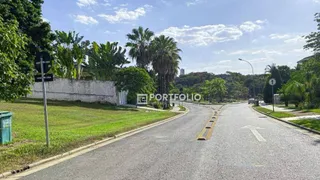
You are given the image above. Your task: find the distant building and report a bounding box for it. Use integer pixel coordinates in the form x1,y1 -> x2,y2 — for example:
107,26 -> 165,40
297,53 -> 319,64
180,69 -> 185,76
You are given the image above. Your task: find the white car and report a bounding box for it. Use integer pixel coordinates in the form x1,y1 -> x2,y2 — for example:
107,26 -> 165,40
248,98 -> 255,104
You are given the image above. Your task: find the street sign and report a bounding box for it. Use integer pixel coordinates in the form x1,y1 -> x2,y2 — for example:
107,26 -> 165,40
269,78 -> 276,86
34,74 -> 53,82
35,52 -> 52,73
269,78 -> 276,112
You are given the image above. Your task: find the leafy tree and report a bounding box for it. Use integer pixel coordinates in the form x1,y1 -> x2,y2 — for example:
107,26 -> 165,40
53,31 -> 89,79
277,65 -> 291,84
304,13 -> 320,53
88,41 -> 129,81
175,72 -> 215,87
202,78 -> 227,102
0,0 -> 54,64
279,80 -> 305,108
0,18 -> 32,101
263,64 -> 283,103
126,26 -> 154,69
115,67 -> 155,104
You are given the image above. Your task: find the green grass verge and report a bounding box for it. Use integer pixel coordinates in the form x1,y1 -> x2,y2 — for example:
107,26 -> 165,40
254,106 -> 296,118
0,98 -> 177,173
290,119 -> 320,132
178,105 -> 186,111
303,109 -> 320,114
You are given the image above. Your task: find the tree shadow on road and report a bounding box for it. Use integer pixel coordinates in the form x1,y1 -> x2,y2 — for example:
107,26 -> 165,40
312,139 -> 320,146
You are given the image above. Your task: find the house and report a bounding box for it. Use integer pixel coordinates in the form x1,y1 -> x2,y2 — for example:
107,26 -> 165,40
297,53 -> 320,64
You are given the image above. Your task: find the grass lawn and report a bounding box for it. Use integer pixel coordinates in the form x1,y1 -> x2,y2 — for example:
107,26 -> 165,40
254,106 -> 296,118
178,105 -> 186,111
290,119 -> 320,132
303,109 -> 320,114
0,98 -> 177,173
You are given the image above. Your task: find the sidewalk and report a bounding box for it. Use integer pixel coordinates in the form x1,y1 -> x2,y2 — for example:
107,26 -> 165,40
260,104 -> 320,121
260,104 -> 294,112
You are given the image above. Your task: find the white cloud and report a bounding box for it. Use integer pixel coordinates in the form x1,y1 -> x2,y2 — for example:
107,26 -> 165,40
217,60 -> 232,64
256,20 -> 267,24
251,39 -> 258,43
159,24 -> 243,46
313,0 -> 320,3
98,5 -> 152,23
213,50 -> 226,55
186,0 -> 206,6
102,0 -> 111,6
74,15 -> 98,25
247,58 -> 270,64
284,36 -> 305,44
104,30 -> 121,34
239,21 -> 263,32
42,17 -> 49,22
229,49 -> 283,55
161,0 -> 172,6
269,33 -> 291,39
229,50 -> 248,55
120,3 -> 129,7
77,0 -> 97,7
269,33 -> 305,44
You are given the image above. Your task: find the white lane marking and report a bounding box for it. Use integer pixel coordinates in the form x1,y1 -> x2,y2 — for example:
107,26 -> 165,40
242,125 -> 266,142
250,129 -> 266,142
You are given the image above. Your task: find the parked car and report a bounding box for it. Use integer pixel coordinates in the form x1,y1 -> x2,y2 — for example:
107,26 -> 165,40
248,98 -> 255,104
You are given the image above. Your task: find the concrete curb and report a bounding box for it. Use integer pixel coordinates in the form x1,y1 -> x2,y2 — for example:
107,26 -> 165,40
252,106 -> 320,135
0,108 -> 190,179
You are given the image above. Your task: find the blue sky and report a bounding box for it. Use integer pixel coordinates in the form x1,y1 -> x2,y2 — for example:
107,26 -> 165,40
42,0 -> 320,75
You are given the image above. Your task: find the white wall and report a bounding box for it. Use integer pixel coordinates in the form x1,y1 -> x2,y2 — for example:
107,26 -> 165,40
29,78 -> 118,104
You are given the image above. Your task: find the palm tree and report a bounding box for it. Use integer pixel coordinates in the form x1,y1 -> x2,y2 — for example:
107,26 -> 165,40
88,41 -> 129,80
54,31 -> 86,79
151,35 -> 181,108
126,26 -> 154,70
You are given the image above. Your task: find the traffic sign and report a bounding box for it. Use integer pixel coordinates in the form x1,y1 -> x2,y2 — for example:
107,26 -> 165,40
35,52 -> 52,73
269,78 -> 276,86
34,74 -> 53,82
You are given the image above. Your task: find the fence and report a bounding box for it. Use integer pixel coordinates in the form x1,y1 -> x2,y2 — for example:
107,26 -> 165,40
28,78 -> 121,104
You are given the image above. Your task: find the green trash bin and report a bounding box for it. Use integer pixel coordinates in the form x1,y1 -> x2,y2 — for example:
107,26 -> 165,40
0,111 -> 12,144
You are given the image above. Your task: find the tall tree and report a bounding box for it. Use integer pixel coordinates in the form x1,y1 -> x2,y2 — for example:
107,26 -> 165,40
88,41 -> 129,81
263,64 -> 283,103
53,31 -> 88,79
0,0 -> 54,64
202,78 -> 227,102
151,36 -> 181,94
304,13 -> 320,54
126,26 -> 154,69
0,18 -> 32,101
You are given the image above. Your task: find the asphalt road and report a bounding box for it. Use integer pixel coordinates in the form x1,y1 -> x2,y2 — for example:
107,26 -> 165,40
20,103 -> 320,180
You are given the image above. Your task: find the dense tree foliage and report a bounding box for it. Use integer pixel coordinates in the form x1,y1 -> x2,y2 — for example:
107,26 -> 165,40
0,18 -> 32,101
304,13 -> 320,53
174,71 -> 267,102
263,64 -> 286,103
0,0 -> 54,61
278,13 -> 320,109
88,41 -> 129,81
115,67 -> 155,104
201,78 -> 227,102
126,26 -> 154,70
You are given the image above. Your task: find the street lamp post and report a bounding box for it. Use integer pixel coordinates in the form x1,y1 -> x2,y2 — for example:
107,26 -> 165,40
239,58 -> 256,99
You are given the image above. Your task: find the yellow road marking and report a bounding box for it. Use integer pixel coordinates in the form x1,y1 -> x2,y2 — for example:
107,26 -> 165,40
197,108 -> 221,140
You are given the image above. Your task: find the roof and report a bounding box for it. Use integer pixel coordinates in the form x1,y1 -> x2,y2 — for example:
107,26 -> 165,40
298,53 -> 320,64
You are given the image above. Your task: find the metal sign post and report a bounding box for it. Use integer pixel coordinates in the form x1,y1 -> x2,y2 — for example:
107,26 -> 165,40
40,56 -> 50,147
269,78 -> 276,112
